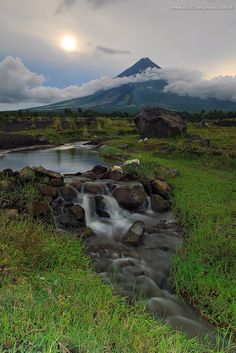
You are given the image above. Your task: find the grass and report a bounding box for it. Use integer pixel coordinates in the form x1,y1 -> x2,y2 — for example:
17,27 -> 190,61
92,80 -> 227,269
0,216 -> 219,353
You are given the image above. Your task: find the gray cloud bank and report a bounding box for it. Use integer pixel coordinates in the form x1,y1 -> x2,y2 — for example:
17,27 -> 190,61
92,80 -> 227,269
96,46 -> 130,55
56,0 -> 125,13
1,56 -> 236,110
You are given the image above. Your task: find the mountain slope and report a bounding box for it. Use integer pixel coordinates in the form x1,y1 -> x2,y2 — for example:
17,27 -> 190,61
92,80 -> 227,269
31,58 -> 236,113
117,57 -> 161,78
33,80 -> 236,113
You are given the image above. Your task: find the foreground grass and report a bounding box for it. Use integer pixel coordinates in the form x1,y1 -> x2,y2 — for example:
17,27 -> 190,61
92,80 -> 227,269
0,216 -> 217,353
99,124 -> 236,335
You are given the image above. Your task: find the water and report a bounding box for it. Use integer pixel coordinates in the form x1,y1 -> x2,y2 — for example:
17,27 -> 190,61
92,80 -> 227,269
0,142 -> 113,173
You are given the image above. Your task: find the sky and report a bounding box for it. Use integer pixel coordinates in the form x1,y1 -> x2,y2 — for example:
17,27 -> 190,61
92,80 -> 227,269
0,0 -> 235,110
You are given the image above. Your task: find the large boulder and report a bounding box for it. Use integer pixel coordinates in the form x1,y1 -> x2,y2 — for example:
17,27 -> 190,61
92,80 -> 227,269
83,182 -> 107,195
150,194 -> 170,212
113,183 -> 147,210
134,108 -> 186,138
151,179 -> 171,199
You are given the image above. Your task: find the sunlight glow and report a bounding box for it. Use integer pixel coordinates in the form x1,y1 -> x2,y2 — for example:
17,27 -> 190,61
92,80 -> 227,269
61,35 -> 77,52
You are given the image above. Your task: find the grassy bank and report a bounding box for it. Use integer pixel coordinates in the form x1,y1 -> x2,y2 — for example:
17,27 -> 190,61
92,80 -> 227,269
0,216 -> 219,353
98,122 -> 236,335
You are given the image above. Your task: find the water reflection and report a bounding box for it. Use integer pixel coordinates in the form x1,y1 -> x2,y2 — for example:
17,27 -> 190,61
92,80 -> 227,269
0,143 -> 113,173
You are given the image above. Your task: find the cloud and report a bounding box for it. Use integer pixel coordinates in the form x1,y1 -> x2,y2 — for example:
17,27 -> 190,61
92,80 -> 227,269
1,56 -> 236,111
56,0 -> 77,14
96,45 -> 130,55
56,0 -> 126,13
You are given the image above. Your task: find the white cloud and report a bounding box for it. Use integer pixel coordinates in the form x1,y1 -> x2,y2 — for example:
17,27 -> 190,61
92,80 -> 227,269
1,56 -> 236,111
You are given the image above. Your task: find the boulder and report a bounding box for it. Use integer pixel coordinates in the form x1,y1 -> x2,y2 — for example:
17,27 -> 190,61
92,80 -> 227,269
69,205 -> 85,221
92,165 -> 108,176
113,184 -> 147,210
19,166 -> 35,181
151,179 -> 171,198
50,178 -> 64,187
39,185 -> 58,198
94,195 -> 110,218
70,180 -> 82,191
134,108 -> 186,138
83,182 -> 107,195
81,171 -> 97,181
34,166 -> 63,180
101,166 -> 124,181
123,221 -> 145,245
27,201 -> 50,217
59,186 -> 78,202
150,194 -> 170,212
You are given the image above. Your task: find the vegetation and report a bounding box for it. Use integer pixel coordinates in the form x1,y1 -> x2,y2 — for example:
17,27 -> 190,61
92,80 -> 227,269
0,114 -> 236,351
0,215 -> 222,353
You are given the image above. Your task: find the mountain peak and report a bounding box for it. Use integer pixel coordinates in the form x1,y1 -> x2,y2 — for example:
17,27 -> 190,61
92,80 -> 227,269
117,57 -> 161,78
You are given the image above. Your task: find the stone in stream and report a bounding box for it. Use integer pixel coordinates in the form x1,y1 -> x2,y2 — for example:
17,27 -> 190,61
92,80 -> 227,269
69,205 -> 85,221
101,166 -> 124,182
70,180 -> 82,191
94,195 -> 110,218
92,165 -> 108,176
81,171 -> 97,181
19,166 -> 36,181
59,186 -> 78,203
151,179 -> 171,199
112,183 -> 147,210
83,182 -> 107,195
150,194 -> 170,212
123,221 -> 145,245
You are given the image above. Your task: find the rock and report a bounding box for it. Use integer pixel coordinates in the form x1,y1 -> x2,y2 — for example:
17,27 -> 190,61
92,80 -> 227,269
27,201 -> 50,217
0,169 -> 14,177
123,221 -> 145,245
169,168 -> 180,177
19,166 -> 35,181
123,159 -> 140,167
94,195 -> 110,218
81,227 -> 95,239
150,194 -> 171,212
101,166 -> 124,181
3,209 -> 19,219
83,182 -> 107,195
69,205 -> 85,221
34,166 -> 63,180
70,180 -> 82,191
39,185 -> 58,198
0,180 -> 11,191
81,171 -> 97,181
151,179 -> 171,198
59,186 -> 78,203
50,178 -> 64,187
154,166 -> 170,181
92,165 -> 108,176
113,184 -> 147,210
134,108 -> 187,138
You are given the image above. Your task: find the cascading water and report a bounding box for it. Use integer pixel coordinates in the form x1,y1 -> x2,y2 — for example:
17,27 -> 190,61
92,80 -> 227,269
55,176 -> 234,351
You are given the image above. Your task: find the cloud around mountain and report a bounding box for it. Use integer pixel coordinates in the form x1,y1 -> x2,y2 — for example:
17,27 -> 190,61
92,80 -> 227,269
1,55 -> 236,110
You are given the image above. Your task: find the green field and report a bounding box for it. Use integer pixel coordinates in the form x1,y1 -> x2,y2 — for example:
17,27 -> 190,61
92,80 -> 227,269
0,117 -> 236,352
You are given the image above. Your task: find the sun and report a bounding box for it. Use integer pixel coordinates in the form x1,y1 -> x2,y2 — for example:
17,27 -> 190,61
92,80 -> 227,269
61,35 -> 77,52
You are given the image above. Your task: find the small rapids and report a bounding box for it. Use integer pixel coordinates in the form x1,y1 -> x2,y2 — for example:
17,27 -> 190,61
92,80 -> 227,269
54,176 -> 234,351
